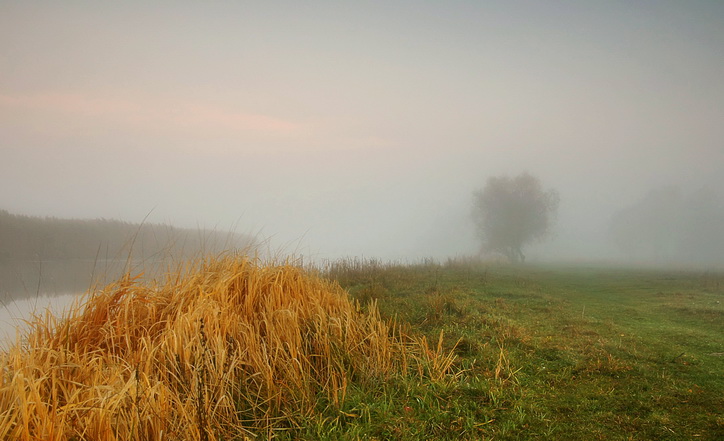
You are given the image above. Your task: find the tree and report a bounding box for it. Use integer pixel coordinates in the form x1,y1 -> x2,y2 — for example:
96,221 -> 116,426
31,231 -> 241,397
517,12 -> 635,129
609,186 -> 724,265
608,186 -> 682,263
472,173 -> 559,263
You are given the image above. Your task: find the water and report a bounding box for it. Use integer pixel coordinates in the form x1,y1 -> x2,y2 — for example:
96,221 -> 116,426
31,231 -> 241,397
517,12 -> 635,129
0,256 -> 191,349
0,292 -> 83,349
0,258 -> 137,349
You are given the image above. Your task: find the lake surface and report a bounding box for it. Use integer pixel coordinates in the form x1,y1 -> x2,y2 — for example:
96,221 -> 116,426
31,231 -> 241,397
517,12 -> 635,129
0,292 -> 82,349
0,258 -> 162,349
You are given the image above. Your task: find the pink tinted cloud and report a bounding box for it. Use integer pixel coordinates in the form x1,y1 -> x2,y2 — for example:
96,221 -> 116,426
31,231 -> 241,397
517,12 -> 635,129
0,92 -> 303,135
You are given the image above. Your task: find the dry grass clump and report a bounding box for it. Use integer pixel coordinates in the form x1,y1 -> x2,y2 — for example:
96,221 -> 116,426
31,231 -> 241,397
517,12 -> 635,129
0,255 -> 455,440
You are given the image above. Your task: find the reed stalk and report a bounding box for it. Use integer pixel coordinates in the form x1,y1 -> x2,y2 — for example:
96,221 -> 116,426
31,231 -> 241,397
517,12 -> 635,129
0,254 -> 456,440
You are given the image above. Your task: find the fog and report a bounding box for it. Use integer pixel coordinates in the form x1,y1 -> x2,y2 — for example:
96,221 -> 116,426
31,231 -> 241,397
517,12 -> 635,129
2,1 -> 724,266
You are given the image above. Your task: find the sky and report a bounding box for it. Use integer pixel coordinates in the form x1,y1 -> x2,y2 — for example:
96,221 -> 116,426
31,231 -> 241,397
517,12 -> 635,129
2,0 -> 723,262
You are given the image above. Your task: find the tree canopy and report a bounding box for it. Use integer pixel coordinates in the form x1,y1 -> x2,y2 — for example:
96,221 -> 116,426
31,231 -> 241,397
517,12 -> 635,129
471,173 -> 559,263
609,186 -> 724,265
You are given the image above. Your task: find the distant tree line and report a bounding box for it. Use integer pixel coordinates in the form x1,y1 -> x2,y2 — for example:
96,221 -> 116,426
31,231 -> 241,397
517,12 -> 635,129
609,186 -> 724,266
0,209 -> 258,262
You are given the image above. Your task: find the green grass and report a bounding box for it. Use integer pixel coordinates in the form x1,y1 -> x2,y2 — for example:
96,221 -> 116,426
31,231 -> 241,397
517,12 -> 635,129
284,259 -> 724,440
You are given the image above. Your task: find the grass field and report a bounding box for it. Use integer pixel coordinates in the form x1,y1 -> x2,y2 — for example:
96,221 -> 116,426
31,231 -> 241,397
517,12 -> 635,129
309,259 -> 724,440
1,257 -> 722,440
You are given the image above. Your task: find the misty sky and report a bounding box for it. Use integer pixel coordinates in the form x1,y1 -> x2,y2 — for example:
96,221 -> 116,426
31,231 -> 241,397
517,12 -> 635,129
2,1 -> 723,261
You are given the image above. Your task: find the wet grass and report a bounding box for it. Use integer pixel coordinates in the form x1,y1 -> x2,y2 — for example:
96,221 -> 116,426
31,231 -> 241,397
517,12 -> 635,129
0,256 -> 457,440
2,257 -> 722,439
315,259 -> 724,440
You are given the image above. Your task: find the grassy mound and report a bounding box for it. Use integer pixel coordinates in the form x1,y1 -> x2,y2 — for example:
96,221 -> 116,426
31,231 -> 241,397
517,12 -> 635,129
0,256 -> 455,440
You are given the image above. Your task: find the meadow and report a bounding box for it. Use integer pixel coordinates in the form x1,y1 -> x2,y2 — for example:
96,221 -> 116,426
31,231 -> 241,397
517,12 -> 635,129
321,259 -> 724,440
1,255 -> 722,440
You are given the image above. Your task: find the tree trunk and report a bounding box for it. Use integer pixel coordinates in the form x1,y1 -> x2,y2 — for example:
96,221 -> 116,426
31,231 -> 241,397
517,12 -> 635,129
516,247 -> 525,263
506,246 -> 525,263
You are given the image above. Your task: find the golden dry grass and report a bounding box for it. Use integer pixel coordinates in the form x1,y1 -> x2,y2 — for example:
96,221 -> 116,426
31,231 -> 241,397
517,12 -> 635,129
0,255 -> 455,440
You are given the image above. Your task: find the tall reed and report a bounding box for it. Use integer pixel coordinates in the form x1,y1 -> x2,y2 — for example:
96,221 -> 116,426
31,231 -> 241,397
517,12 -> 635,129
0,254 -> 455,440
